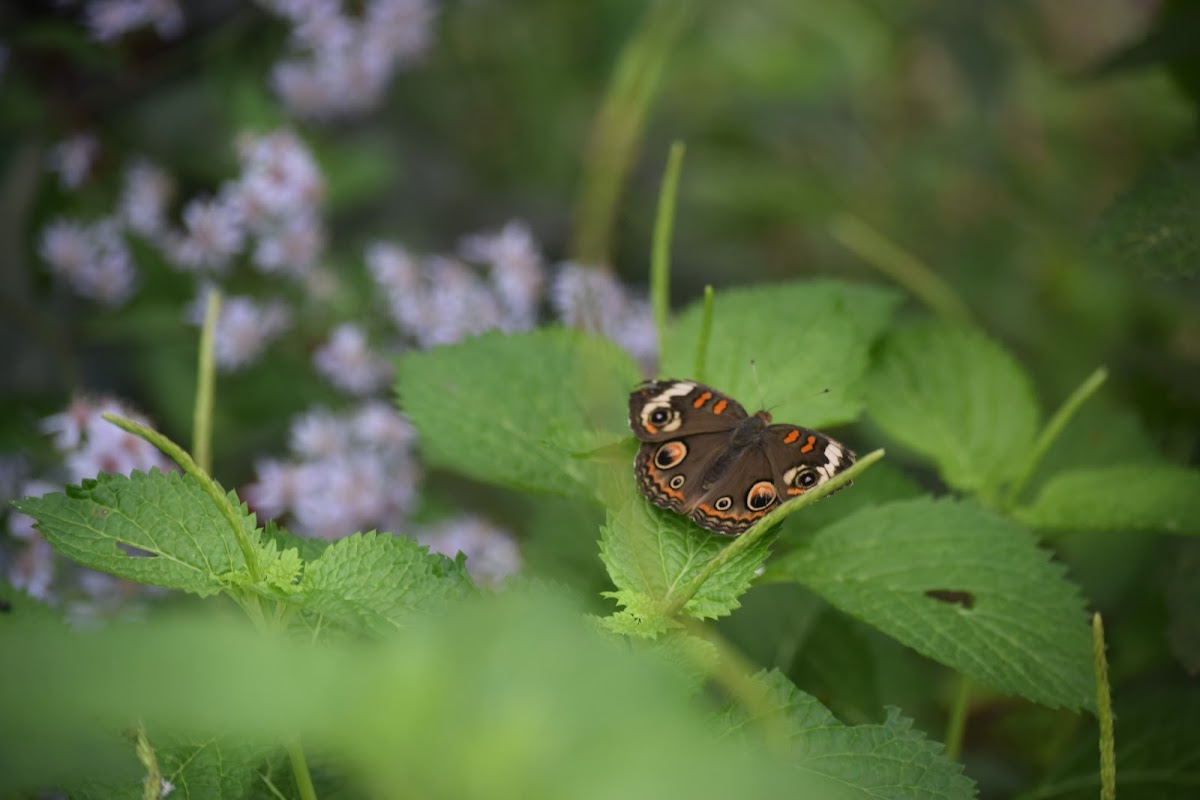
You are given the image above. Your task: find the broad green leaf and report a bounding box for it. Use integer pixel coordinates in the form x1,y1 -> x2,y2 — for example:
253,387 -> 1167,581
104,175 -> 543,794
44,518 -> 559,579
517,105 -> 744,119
864,322 -> 1039,493
1015,465 -> 1200,534
769,498 -> 1094,711
13,471 -> 253,597
1019,686 -> 1200,799
717,671 -> 975,800
714,582 -> 824,672
261,520 -> 331,562
297,532 -> 476,637
599,494 -> 773,631
0,591 -> 860,799
397,328 -> 640,503
789,610 -> 882,726
662,280 -> 900,427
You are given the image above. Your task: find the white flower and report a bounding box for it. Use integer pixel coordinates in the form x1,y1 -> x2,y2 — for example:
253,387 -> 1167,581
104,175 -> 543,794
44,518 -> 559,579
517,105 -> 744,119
460,220 -> 545,330
185,293 -> 291,371
418,515 -> 521,588
289,408 -> 350,459
170,196 -> 245,272
246,402 -> 421,539
7,538 -> 55,601
47,132 -> 98,189
313,324 -> 393,396
350,401 -> 415,450
38,396 -> 173,482
550,262 -> 658,371
235,129 -> 323,226
119,159 -> 173,238
252,213 -> 324,277
39,218 -> 138,307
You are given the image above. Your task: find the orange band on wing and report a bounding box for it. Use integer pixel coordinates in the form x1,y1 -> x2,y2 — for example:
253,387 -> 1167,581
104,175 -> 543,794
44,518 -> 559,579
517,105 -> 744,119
712,399 -> 728,415
644,422 -> 658,434
783,430 -> 800,444
693,391 -> 713,408
800,435 -> 816,453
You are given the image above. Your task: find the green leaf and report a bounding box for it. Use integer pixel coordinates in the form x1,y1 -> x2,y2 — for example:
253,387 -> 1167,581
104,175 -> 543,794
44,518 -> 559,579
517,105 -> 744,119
297,532 -> 476,637
261,520 -> 331,562
1166,540 -> 1200,675
72,734 -> 271,800
864,322 -> 1039,494
599,494 -> 773,632
0,590 -> 873,799
13,471 -> 253,597
662,280 -> 900,427
397,328 -> 640,503
769,497 -> 1094,711
258,541 -> 303,596
717,671 -> 975,799
599,492 -> 774,630
1015,465 -> 1200,534
1019,686 -> 1200,799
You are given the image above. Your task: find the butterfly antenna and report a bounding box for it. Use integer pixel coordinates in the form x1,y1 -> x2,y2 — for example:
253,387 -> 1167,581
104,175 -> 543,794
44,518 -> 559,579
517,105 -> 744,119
750,359 -> 768,411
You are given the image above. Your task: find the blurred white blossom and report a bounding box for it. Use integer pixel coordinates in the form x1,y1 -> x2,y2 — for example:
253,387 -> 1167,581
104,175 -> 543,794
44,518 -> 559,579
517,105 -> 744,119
252,213 -> 323,277
85,0 -> 184,42
262,0 -> 436,120
233,129 -> 324,228
460,220 -> 545,330
418,515 -> 521,588
550,262 -> 658,371
185,292 -> 291,372
119,159 -> 173,238
245,402 -> 420,539
314,323 -> 393,396
39,217 -> 138,307
47,132 -> 98,189
169,195 -> 246,273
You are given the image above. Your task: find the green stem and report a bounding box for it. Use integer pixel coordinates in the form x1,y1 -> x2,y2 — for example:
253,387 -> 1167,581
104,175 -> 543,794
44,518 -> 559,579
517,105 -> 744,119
831,214 -> 973,328
193,289 -> 221,474
1003,366 -> 1108,509
287,739 -> 318,800
101,413 -> 262,583
132,722 -> 163,800
662,449 -> 885,618
571,0 -> 690,265
1093,613 -> 1116,800
650,140 -> 686,366
693,285 -> 714,382
944,674 -> 973,762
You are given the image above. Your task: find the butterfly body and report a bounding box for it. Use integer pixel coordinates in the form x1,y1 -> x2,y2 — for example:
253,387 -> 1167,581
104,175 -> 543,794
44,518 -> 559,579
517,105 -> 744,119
628,380 -> 854,535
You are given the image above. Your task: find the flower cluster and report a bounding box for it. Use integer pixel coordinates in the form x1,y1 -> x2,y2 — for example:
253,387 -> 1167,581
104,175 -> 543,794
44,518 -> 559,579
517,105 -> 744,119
261,0 -> 436,120
39,218 -> 138,307
244,402 -> 421,539
5,397 -> 175,604
314,323 -> 394,396
366,220 -> 658,369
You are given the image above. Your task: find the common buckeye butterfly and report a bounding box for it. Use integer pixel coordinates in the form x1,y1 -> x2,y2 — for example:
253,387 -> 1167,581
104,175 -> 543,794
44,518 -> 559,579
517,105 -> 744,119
628,380 -> 855,535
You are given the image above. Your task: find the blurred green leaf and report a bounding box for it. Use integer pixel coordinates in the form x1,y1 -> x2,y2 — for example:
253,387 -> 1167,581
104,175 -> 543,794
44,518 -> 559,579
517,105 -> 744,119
72,734 -> 273,800
1015,464 -> 1200,535
769,498 -> 1094,711
788,610 -> 882,726
397,329 -> 640,503
717,671 -> 975,800
13,471 -> 253,597
1166,539 -> 1200,675
663,280 -> 901,427
865,322 -> 1039,494
0,591 -> 865,799
599,493 -> 773,632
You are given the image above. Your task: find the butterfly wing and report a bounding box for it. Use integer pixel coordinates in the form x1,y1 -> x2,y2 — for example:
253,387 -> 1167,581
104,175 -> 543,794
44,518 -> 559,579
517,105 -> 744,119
761,425 -> 855,500
628,380 -> 747,442
634,431 -> 733,516
687,445 -> 779,535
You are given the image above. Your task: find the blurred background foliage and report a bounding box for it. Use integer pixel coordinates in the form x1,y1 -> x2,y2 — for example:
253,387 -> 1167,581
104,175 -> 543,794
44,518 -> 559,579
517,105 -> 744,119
2,0 -> 1199,796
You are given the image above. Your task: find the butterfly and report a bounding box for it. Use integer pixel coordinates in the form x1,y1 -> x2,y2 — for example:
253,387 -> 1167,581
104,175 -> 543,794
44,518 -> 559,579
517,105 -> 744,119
628,379 -> 855,535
